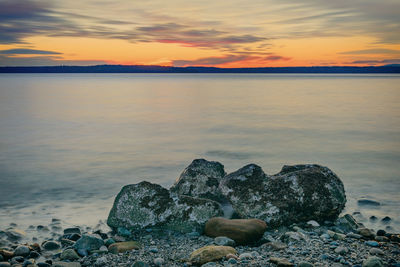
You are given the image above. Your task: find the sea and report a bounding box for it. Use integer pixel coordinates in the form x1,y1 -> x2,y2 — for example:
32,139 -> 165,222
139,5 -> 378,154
0,73 -> 399,232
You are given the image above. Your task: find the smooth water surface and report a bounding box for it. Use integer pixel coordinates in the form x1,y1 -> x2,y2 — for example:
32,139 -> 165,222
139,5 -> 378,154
0,74 -> 399,230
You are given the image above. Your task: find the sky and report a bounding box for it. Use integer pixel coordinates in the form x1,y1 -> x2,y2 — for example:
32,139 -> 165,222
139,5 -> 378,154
0,0 -> 399,67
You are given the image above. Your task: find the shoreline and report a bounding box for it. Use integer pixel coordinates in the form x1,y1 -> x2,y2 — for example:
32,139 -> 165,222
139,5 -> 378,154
0,215 -> 399,267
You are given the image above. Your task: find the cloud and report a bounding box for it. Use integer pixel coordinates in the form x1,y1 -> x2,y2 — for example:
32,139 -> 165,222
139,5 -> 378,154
340,48 -> 400,55
0,55 -> 108,66
173,55 -> 253,67
348,58 -> 400,65
0,48 -> 62,55
265,55 -> 290,61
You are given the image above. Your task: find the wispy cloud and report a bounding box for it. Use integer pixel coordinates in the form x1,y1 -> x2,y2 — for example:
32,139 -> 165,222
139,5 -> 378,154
0,48 -> 62,55
340,49 -> 400,55
348,58 -> 400,65
0,55 -> 107,66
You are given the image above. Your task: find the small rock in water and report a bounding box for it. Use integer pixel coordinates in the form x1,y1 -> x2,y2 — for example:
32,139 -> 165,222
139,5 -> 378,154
376,229 -> 386,236
357,199 -> 380,206
375,236 -> 389,242
362,256 -> 384,267
42,240 -> 61,250
5,229 -> 26,241
381,216 -> 391,223
369,216 -> 378,222
357,228 -> 375,239
214,236 -> 235,246
28,251 -> 40,259
63,227 -> 81,235
14,245 -> 30,257
153,257 -> 164,266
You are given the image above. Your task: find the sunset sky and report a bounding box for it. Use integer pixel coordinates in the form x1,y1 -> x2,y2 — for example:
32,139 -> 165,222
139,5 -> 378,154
0,0 -> 399,67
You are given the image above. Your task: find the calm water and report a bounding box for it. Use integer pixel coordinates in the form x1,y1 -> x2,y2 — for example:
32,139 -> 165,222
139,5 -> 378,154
0,74 -> 399,231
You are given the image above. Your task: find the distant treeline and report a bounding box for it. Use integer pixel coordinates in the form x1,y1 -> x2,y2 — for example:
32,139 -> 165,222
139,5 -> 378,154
0,65 -> 399,73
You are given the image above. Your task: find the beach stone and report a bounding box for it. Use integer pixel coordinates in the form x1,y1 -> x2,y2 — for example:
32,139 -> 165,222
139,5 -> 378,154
282,231 -> 307,242
74,234 -> 104,252
335,214 -> 360,232
0,263 -> 10,267
63,227 -> 81,235
60,249 -> 80,260
298,262 -> 314,267
306,220 -> 320,227
214,236 -> 235,246
270,257 -> 294,266
189,245 -> 237,265
362,256 -> 384,267
170,159 -> 226,201
0,249 -> 14,260
347,233 -> 362,239
5,229 -> 26,241
37,263 -> 51,267
108,241 -> 141,254
381,216 -> 391,223
376,229 -> 386,236
239,252 -> 252,260
28,251 -> 40,259
369,248 -> 384,255
334,246 -> 348,255
264,241 -> 287,250
357,199 -> 380,206
104,238 -> 115,247
42,241 -> 61,250
365,241 -> 379,247
358,228 -> 375,239
60,238 -> 75,247
131,262 -> 149,267
374,236 -> 388,242
53,262 -> 81,267
95,256 -> 108,266
204,217 -> 266,245
107,181 -> 223,232
219,164 -> 346,227
14,246 -> 30,257
153,257 -> 164,266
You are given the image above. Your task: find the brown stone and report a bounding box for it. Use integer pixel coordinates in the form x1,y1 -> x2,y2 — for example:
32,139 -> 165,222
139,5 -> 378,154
0,248 -> 14,259
357,228 -> 375,239
270,257 -> 294,267
204,217 -> 266,245
189,245 -> 237,265
108,241 -> 141,254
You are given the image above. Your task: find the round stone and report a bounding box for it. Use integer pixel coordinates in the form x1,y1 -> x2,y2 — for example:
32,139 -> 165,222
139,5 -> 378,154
42,241 -> 61,250
153,257 -> 164,266
14,245 -> 30,257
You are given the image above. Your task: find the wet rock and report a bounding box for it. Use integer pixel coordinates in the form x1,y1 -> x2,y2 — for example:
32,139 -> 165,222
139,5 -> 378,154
219,164 -> 346,227
153,257 -> 164,266
381,216 -> 391,223
270,257 -> 294,266
42,241 -> 61,250
347,233 -> 362,239
60,249 -> 80,261
376,229 -> 386,236
214,236 -> 235,246
204,217 -> 266,245
357,199 -> 380,206
63,227 -> 81,235
298,262 -> 314,267
362,256 -> 384,267
5,229 -> 26,242
108,241 -> 141,254
14,246 -> 30,257
74,234 -> 104,252
306,220 -> 320,227
239,252 -> 252,260
335,214 -> 360,232
170,159 -> 226,201
28,251 -> 40,259
282,231 -> 307,243
0,262 -> 10,267
357,228 -> 375,239
369,248 -> 384,255
189,245 -> 237,265
0,249 -> 14,260
107,181 -> 223,233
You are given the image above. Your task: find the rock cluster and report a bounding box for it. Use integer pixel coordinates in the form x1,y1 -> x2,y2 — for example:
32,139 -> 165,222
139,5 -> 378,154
107,159 -> 347,233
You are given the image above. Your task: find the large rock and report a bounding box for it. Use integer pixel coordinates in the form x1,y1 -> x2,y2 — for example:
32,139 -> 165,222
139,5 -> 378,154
219,164 -> 346,227
170,159 -> 226,201
189,245 -> 237,265
204,217 -> 266,245
107,181 -> 223,232
73,234 -> 104,252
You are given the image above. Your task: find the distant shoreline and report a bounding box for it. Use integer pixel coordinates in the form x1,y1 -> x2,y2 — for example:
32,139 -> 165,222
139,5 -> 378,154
0,65 -> 399,73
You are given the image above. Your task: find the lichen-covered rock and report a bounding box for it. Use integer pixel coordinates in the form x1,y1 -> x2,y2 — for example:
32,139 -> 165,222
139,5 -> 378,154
189,245 -> 237,265
204,217 -> 266,245
107,181 -> 175,230
107,181 -> 223,232
219,164 -> 346,227
170,159 -> 226,201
